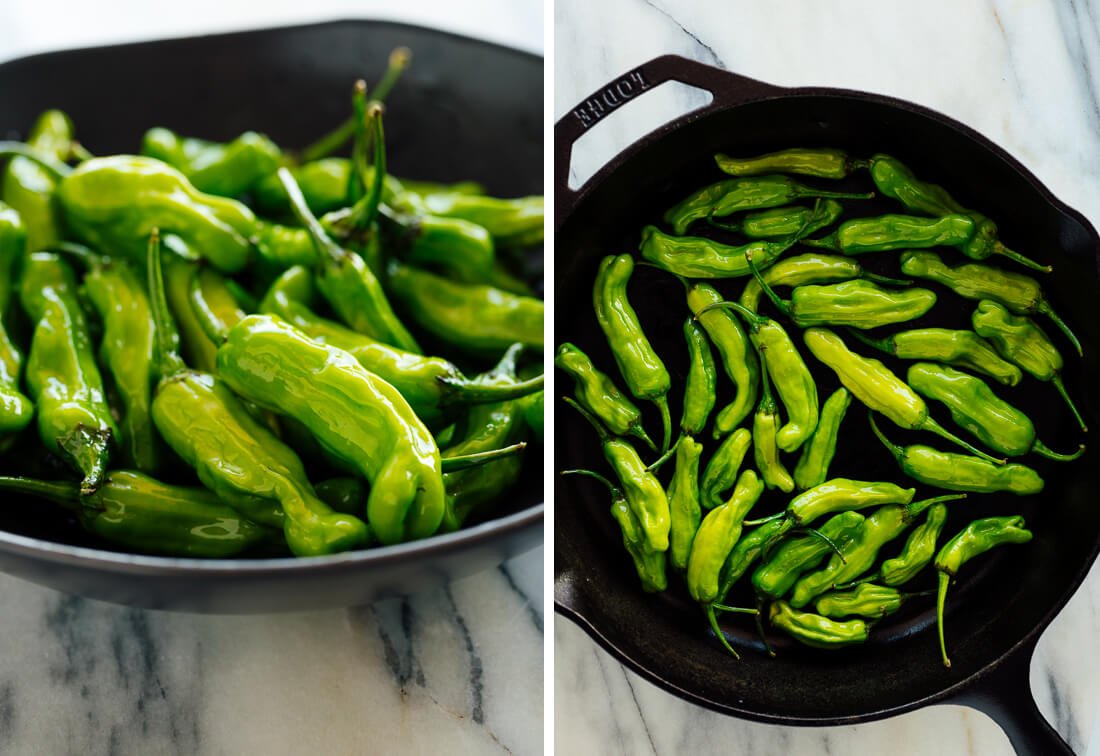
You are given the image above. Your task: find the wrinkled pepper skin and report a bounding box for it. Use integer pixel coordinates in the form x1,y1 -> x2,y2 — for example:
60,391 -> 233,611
907,362 -> 1083,461
667,436 -> 704,570
638,225 -> 794,278
900,250 -> 1079,355
0,205 -> 34,443
936,515 -> 1032,667
770,279 -> 937,329
215,315 -> 444,545
0,471 -> 276,557
879,502 -> 949,586
716,519 -> 788,600
794,387 -> 851,490
757,478 -> 915,540
665,176 -> 872,235
870,414 -> 1044,495
162,255 -> 218,373
686,282 -> 759,435
769,601 -> 869,648
972,299 -> 1086,432
814,583 -> 905,619
555,342 -> 654,450
738,253 -> 894,313
522,391 -> 544,442
1,110 -> 73,251
20,252 -> 117,493
593,254 -> 671,450
409,192 -> 544,245
391,213 -> 497,286
849,327 -> 1022,387
606,480 -> 668,593
752,510 -> 866,599
681,319 -> 717,439
720,199 -> 843,240
57,156 -> 257,273
252,159 -> 402,217
700,427 -> 752,509
687,469 -> 764,603
715,148 -> 868,180
141,127 -> 282,197
753,354 -> 795,493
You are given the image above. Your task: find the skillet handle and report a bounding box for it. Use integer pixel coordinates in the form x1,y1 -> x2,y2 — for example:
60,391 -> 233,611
554,55 -> 786,224
952,638 -> 1074,755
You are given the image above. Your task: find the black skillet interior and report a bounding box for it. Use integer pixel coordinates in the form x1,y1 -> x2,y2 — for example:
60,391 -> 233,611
555,57 -> 1099,730
0,20 -> 543,612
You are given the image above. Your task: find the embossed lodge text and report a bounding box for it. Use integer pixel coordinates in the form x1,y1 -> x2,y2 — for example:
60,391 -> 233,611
572,70 -> 651,129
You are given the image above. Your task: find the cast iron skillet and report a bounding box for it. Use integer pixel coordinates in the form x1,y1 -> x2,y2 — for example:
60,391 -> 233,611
0,20 -> 543,613
555,56 -> 1098,754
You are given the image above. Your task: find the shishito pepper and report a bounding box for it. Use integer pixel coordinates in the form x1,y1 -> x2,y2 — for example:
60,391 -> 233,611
680,319 -> 717,440
709,199 -> 843,239
715,148 -> 869,180
687,469 -> 764,604
972,299 -> 1087,432
769,600 -> 869,648
1,110 -> 75,251
752,352 -> 795,493
906,362 -> 1084,461
752,510 -> 866,600
814,583 -> 907,620
0,205 -> 34,446
847,327 -> 1022,387
555,342 -> 655,450
638,225 -> 798,278
876,502 -> 949,587
20,252 -> 118,493
738,252 -> 910,313
793,387 -> 851,490
936,515 -> 1033,667
402,192 -> 544,246
700,427 -> 752,510
742,478 -> 915,538
667,436 -> 704,570
0,471 -> 276,558
141,127 -> 282,197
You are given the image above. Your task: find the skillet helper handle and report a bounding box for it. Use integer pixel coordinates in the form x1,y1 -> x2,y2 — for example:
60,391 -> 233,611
954,638 -> 1074,755
554,55 -> 786,225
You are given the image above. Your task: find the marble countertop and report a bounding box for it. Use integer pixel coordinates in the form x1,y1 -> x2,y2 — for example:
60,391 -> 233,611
554,1 -> 1100,754
0,2 -> 544,754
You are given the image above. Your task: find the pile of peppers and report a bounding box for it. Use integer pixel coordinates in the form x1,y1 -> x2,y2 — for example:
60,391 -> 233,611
558,146 -> 1086,664
0,48 -> 545,558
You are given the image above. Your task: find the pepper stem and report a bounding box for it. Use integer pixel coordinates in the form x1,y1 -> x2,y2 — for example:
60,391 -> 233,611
695,299 -> 767,332
1051,376 -> 1087,433
905,493 -> 967,519
844,327 -> 895,355
438,374 -> 544,407
0,476 -> 81,507
560,468 -> 617,495
746,250 -> 795,319
860,270 -> 914,287
993,241 -> 1052,274
920,416 -> 1006,464
1037,301 -> 1082,357
69,141 -> 95,163
146,228 -> 187,379
655,395 -> 672,454
563,396 -> 611,443
742,511 -> 786,528
371,46 -> 412,103
0,141 -> 72,179
187,271 -> 234,344
646,435 -> 680,472
795,526 -> 847,563
754,598 -> 777,657
868,412 -> 906,464
440,442 -> 526,473
278,167 -> 347,269
1032,440 -> 1086,462
706,605 -> 741,660
937,571 -> 952,668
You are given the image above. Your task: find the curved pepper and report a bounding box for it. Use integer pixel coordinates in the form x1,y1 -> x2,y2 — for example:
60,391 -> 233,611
847,327 -> 1022,387
935,515 -> 1032,667
141,127 -> 281,197
638,225 -> 797,278
1,110 -> 75,251
716,519 -> 789,601
715,148 -> 868,180
404,192 -> 543,246
554,341 -> 648,446
0,205 -> 34,445
680,319 -> 717,440
753,352 -> 795,492
793,387 -> 851,490
20,252 -> 118,493
743,478 -> 915,540
877,502 -> 949,586
769,601 -> 869,648
814,583 -> 907,619
752,510 -> 866,600
700,427 -> 752,509
738,252 -> 909,313
687,469 -> 764,604
667,436 -> 704,570
710,199 -> 843,239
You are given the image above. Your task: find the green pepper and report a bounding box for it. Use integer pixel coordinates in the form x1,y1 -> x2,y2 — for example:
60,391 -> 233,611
700,427 -> 752,509
521,391 -> 544,442
743,478 -> 915,538
738,252 -> 910,313
381,209 -> 498,287
665,176 -> 872,235
252,219 -> 319,269
565,398 -> 670,551
56,155 -> 257,273
753,352 -> 795,492
716,519 -> 789,600
20,252 -> 118,493
793,387 -> 851,490
161,254 -> 217,372
807,212 -> 1049,272
768,600 -> 869,648
260,267 -> 541,427
667,436 -> 704,570
403,192 -> 543,246
141,127 -> 281,197
907,362 -> 1083,461
935,515 -> 1033,667
0,205 -> 34,446
1,110 -> 75,251
638,225 -> 797,278
709,199 -> 843,239
802,328 -> 1005,462
0,471 -> 277,557
680,319 -> 717,440
877,502 -> 949,586
972,299 -> 1086,432
554,341 -> 656,449
188,266 -> 248,341
687,469 -> 764,604
814,583 -> 907,619
869,413 -> 1044,494
752,510 -> 866,599
847,327 -> 1022,387
685,281 -> 759,435
254,158 -> 355,216
715,148 -> 868,180
899,250 -> 1080,355
593,254 -> 671,451
314,477 -> 367,515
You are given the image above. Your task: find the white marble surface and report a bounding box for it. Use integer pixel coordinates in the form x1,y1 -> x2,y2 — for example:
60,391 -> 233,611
0,3 -> 544,754
555,1 -> 1100,754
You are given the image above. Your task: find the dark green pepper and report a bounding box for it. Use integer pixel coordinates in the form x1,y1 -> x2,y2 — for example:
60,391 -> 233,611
680,319 -> 717,439
141,127 -> 281,197
700,427 -> 752,509
162,254 -> 218,372
936,515 -> 1032,667
554,342 -> 654,450
638,225 -> 797,278
1,110 -> 75,251
521,391 -> 544,442
876,502 -> 949,587
900,250 -> 1079,355
752,510 -> 866,600
687,469 -> 764,604
403,192 -> 543,246
0,204 -> 34,446
814,583 -> 907,619
715,148 -> 868,180
716,519 -> 789,600
907,362 -> 1084,461
667,436 -> 704,571
0,471 -> 277,557
594,254 -> 671,451
769,600 -> 869,648
753,352 -> 795,492
793,387 -> 851,490
709,199 -> 843,239
847,327 -> 1022,387
20,252 -> 118,493
739,252 -> 908,313
972,299 -> 1086,432
870,413 -> 1044,494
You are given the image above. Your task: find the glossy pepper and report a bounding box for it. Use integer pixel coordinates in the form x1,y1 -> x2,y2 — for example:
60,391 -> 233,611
793,387 -> 851,490
162,254 -> 217,373
753,352 -> 795,492
667,436 -> 704,571
0,205 -> 34,446
802,328 -> 1005,462
868,154 -> 1049,273
752,510 -> 866,600
680,319 -> 717,440
687,469 -> 764,604
522,391 -> 544,442
555,342 -> 655,450
935,515 -> 1033,667
0,472 -> 276,557
847,327 -> 1022,387
685,281 -> 759,435
869,413 -> 1043,494
141,127 -> 281,197
876,502 -> 949,586
710,199 -> 843,239
907,362 -> 1084,461
738,252 -> 909,313
1,110 -> 75,251
664,176 -> 872,235
899,250 -> 1080,355
742,478 -> 915,539
260,267 -> 542,427
806,213 -> 1049,272
593,254 -> 671,451
20,252 -> 118,493
402,192 -> 544,246
814,583 -> 907,620
700,427 -> 752,509
769,601 -> 869,648
145,230 -> 368,556
565,398 -> 670,551
252,157 -> 400,217
638,225 -> 797,278
716,519 -> 789,601
56,155 -> 257,273
972,299 -> 1087,432
715,148 -> 868,180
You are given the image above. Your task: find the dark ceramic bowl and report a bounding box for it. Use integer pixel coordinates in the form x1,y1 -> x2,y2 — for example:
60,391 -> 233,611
0,20 -> 543,612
